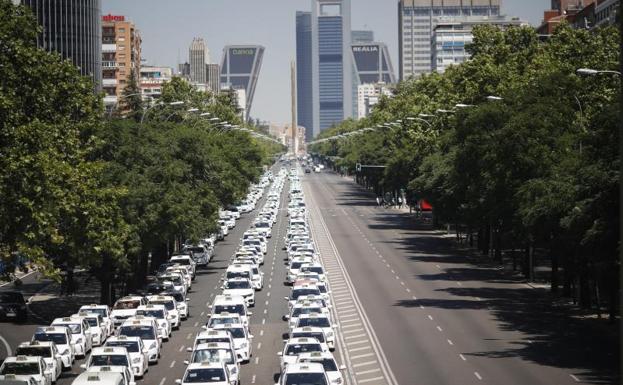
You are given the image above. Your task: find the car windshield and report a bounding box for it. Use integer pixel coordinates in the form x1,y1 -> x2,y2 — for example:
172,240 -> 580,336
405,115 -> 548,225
286,343 -> 322,355
137,309 -> 165,319
90,354 -> 128,367
208,317 -> 238,326
16,346 -> 50,357
119,325 -> 155,340
284,372 -> 327,385
292,332 -> 325,342
214,305 -> 245,316
291,262 -> 304,269
197,337 -> 230,346
292,289 -> 320,300
57,323 -> 81,334
302,267 -> 323,274
114,300 -> 140,310
0,293 -> 24,303
85,318 -> 98,326
185,248 -> 204,254
225,281 -> 251,289
1,362 -> 39,375
83,308 -> 107,317
192,349 -> 234,364
298,318 -> 330,328
150,300 -> 175,311
33,333 -> 66,345
184,368 -> 226,382
226,328 -> 245,339
293,308 -> 322,317
160,276 -> 182,285
165,292 -> 185,302
106,341 -> 139,353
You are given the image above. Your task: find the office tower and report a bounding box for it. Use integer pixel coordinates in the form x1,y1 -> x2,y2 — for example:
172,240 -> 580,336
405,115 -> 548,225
178,62 -> 191,78
220,45 -> 265,120
432,17 -> 525,73
101,15 -> 142,110
296,11 -> 314,142
189,38 -> 208,84
398,0 -> 501,80
140,66 -> 173,100
351,30 -> 375,43
206,64 -> 220,94
351,42 -> 396,86
19,0 -> 102,89
311,0 -> 352,137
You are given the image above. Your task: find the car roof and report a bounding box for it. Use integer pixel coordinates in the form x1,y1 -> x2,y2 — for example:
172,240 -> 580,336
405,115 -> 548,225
186,361 -> 227,370
194,342 -> 232,350
3,356 -> 42,363
283,362 -> 325,374
91,347 -> 128,355
285,337 -> 321,345
71,371 -> 123,384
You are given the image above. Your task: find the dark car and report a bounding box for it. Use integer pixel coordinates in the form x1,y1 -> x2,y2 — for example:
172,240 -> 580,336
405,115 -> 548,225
0,291 -> 27,322
145,281 -> 174,295
304,168 -> 311,174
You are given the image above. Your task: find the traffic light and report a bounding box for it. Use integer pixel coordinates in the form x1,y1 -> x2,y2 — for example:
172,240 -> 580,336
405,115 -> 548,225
356,163 -> 362,172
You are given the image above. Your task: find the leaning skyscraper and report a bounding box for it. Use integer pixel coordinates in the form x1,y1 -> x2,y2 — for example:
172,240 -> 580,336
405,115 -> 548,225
220,45 -> 265,120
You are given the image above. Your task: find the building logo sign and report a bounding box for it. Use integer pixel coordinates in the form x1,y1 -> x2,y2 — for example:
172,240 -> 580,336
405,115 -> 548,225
353,45 -> 379,53
102,14 -> 125,22
231,49 -> 255,56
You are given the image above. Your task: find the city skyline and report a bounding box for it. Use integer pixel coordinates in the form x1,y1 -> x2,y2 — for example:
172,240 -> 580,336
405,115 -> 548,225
102,0 -> 549,124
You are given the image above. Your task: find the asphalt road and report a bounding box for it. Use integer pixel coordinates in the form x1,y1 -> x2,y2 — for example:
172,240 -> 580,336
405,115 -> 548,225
302,170 -> 618,385
1,166 -> 617,385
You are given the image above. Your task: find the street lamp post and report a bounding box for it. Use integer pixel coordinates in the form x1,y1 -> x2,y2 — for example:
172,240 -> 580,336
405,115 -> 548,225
140,100 -> 185,124
576,68 -> 622,76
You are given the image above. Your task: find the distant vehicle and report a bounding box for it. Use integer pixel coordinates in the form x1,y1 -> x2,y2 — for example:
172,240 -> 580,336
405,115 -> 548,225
0,291 -> 27,322
304,168 -> 311,174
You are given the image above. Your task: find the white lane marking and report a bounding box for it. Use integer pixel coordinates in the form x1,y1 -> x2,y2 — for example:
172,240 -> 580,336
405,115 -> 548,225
200,311 -> 204,317
0,270 -> 37,288
265,300 -> 269,306
427,315 -> 434,320
436,326 -> 443,332
263,309 -> 267,314
346,339 -> 370,346
400,281 -> 405,286
158,378 -> 166,385
205,301 -> 210,306
358,376 -> 384,383
343,328 -> 365,334
457,282 -> 462,286
474,372 -> 482,380
356,368 -> 381,375
350,352 -> 374,360
260,330 -> 264,336
193,321 -> 199,327
570,374 -> 581,382
353,360 -> 378,368
0,334 -> 12,356
345,333 -> 368,340
254,357 -> 259,364
436,264 -> 441,269
406,288 -> 411,293
348,346 -> 371,352
447,339 -> 454,345
341,322 -> 363,329
178,346 -> 185,352
169,360 -> 176,368
459,354 -> 466,361
268,284 -> 272,289
262,318 -> 266,325
257,342 -> 262,349
186,333 -> 192,339
251,374 -> 256,383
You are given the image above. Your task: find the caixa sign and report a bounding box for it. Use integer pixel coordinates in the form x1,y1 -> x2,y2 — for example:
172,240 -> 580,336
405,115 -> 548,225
102,14 -> 125,22
231,48 -> 255,56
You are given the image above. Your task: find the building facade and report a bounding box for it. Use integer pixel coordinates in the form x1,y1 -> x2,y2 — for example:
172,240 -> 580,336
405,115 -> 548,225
398,0 -> 501,80
357,83 -> 393,119
206,63 -> 220,94
594,0 -> 619,27
296,11 -> 314,142
311,0 -> 352,137
140,65 -> 172,100
432,16 -> 525,73
189,38 -> 209,84
18,0 -> 102,89
101,15 -> 141,110
220,45 -> 265,120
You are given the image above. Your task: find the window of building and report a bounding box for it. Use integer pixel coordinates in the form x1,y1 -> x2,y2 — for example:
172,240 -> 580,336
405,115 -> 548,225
118,28 -> 125,33
118,37 -> 125,42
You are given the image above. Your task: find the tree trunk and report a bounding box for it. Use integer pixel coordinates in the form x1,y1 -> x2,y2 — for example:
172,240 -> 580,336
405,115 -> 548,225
494,229 -> 502,262
550,249 -> 559,294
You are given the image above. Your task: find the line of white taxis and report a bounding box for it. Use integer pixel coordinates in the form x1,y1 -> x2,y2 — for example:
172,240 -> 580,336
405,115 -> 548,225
275,169 -> 346,385
0,172 -> 276,385
173,170 -> 286,385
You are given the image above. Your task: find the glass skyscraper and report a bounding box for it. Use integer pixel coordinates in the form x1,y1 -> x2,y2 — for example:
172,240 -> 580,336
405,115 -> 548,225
18,0 -> 102,90
296,11 -> 314,142
220,45 -> 265,120
311,0 -> 352,138
398,0 -> 501,80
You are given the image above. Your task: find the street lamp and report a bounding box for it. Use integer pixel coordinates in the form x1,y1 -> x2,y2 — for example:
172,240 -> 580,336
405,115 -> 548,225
418,113 -> 435,118
455,103 -> 474,108
486,95 -> 503,101
140,100 -> 185,124
200,112 -> 211,116
436,109 -> 454,114
406,116 -> 432,127
576,68 -> 622,76
187,108 -> 199,113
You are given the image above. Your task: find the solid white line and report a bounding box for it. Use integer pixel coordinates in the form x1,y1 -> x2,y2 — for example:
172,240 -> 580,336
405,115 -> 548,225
358,376 -> 384,383
356,368 -> 381,375
0,270 -> 37,288
345,333 -> 368,340
341,322 -> 363,329
348,346 -> 371,352
350,352 -> 374,360
343,328 -> 365,334
346,340 -> 370,346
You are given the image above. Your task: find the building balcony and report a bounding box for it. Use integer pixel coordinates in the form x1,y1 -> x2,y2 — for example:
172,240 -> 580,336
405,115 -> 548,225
102,78 -> 118,86
102,43 -> 117,53
102,61 -> 118,68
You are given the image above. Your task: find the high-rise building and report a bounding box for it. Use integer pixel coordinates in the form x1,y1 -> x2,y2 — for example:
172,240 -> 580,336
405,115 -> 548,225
311,0 -> 352,137
594,0 -> 618,27
101,15 -> 142,111
18,0 -> 102,89
296,11 -> 314,142
178,62 -> 191,78
432,16 -> 525,73
140,65 -> 173,100
189,38 -> 209,84
398,0 -> 501,80
352,42 -> 396,86
357,83 -> 393,119
351,30 -> 375,43
206,64 -> 220,94
220,45 -> 265,120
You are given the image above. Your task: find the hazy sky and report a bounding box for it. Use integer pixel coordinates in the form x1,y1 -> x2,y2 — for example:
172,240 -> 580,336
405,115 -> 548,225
103,0 -> 549,124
